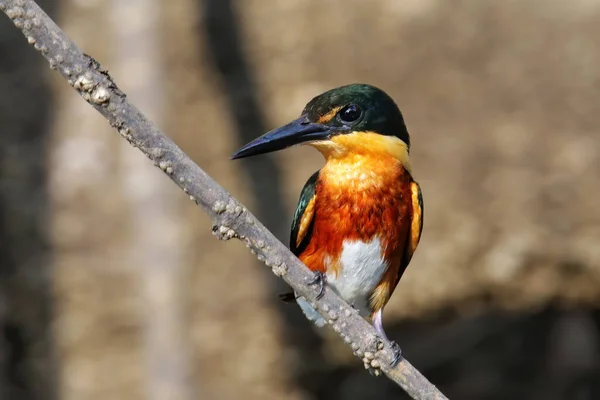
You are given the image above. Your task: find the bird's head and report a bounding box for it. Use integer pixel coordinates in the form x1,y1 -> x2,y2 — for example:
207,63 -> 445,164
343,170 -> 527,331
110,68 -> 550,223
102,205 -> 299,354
230,83 -> 411,164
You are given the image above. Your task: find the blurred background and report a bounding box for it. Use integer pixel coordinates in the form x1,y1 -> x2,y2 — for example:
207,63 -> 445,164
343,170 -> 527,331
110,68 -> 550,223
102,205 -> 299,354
1,0 -> 600,399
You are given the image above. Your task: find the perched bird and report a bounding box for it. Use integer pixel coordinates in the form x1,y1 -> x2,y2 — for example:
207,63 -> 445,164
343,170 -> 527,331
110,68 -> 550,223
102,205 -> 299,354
231,83 -> 423,364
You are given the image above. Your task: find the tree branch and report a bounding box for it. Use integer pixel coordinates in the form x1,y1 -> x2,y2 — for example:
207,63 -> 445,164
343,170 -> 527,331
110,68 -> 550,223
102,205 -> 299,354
0,1 -> 448,398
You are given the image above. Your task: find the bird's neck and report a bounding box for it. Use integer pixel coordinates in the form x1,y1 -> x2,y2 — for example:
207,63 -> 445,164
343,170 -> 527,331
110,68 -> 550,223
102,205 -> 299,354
311,131 -> 412,175
310,131 -> 412,190
320,154 -> 410,192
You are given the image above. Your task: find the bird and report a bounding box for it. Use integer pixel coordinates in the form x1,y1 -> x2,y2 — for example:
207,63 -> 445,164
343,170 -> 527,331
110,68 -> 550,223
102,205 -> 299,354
230,83 -> 423,365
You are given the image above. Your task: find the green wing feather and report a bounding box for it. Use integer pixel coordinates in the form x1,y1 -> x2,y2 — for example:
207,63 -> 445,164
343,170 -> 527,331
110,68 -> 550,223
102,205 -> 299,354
279,170 -> 320,303
289,170 -> 320,256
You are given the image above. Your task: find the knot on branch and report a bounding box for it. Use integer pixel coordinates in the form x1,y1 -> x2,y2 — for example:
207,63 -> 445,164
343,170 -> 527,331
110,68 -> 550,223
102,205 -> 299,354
72,73 -> 112,105
211,224 -> 237,241
212,200 -> 245,218
84,53 -> 125,96
158,160 -> 174,175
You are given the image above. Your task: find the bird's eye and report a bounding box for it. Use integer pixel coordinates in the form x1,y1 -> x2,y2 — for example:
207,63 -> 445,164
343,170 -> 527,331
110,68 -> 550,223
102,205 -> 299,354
338,104 -> 362,123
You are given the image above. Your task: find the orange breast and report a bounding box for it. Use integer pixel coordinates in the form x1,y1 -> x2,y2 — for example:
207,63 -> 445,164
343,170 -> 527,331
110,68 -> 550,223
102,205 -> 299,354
298,154 -> 413,286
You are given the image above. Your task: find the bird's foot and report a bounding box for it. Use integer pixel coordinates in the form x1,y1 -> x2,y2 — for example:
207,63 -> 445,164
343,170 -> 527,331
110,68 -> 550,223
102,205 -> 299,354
389,341 -> 402,367
375,338 -> 402,367
371,309 -> 402,367
307,271 -> 326,300
278,292 -> 297,303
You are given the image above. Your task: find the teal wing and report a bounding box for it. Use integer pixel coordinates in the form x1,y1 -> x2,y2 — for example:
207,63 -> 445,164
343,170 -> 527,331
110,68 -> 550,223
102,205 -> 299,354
396,180 -> 424,286
280,170 -> 319,303
289,170 -> 320,256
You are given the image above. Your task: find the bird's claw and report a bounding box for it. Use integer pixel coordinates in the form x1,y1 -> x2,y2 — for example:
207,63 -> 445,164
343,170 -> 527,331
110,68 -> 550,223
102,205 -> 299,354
389,341 -> 402,367
308,271 -> 326,300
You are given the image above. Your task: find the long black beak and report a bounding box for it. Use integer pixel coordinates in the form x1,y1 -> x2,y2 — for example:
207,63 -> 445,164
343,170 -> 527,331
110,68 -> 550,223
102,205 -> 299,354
230,115 -> 332,160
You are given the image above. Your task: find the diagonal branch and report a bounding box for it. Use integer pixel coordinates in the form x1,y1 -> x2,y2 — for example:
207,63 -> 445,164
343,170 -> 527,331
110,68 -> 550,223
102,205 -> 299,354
0,1 -> 448,398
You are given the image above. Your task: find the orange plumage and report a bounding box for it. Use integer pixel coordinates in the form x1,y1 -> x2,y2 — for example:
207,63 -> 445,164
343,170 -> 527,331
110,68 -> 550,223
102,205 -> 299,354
298,150 -> 414,314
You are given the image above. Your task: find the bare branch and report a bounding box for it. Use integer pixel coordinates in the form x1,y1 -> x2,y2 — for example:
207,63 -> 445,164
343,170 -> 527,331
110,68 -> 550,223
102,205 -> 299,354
0,1 -> 448,398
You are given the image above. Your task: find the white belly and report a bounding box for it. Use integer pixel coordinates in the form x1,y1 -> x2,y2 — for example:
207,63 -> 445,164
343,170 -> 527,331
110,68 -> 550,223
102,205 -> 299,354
296,237 -> 389,326
327,237 -> 389,316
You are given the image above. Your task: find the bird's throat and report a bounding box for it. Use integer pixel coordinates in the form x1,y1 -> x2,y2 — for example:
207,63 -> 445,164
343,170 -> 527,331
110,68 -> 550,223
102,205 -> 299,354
310,131 -> 412,175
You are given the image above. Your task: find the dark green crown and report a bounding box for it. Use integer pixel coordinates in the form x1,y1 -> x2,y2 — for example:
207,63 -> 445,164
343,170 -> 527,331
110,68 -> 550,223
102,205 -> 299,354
302,83 -> 410,149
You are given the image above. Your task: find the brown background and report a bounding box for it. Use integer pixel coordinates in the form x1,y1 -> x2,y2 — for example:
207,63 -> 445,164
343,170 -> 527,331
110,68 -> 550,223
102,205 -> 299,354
1,0 -> 600,399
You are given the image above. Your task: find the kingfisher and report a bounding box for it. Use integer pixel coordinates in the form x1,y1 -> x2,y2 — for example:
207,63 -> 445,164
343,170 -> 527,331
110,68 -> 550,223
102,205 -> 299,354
231,83 -> 423,365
